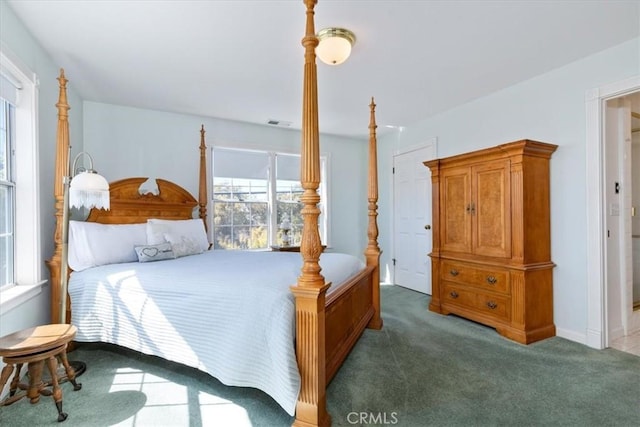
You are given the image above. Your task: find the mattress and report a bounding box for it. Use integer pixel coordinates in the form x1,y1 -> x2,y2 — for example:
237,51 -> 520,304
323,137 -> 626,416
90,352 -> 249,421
68,250 -> 365,415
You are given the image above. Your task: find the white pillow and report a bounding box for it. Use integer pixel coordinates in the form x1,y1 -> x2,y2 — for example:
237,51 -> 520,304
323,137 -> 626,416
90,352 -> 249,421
69,221 -> 148,271
164,233 -> 203,258
146,219 -> 209,253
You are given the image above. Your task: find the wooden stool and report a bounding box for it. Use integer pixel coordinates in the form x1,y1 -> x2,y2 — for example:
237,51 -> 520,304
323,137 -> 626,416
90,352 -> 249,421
0,324 -> 82,422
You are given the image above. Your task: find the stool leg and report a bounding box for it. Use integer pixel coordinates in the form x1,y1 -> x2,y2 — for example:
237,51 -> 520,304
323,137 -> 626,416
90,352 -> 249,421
0,362 -> 15,403
9,363 -> 23,396
58,349 -> 81,391
27,361 -> 44,404
46,356 -> 68,422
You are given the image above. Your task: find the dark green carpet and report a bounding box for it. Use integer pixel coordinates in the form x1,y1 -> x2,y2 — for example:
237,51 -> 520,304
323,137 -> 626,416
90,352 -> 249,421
1,285 -> 638,426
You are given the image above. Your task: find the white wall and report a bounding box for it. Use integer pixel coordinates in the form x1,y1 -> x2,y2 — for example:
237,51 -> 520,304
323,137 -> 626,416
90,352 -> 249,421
378,37 -> 640,344
0,1 -> 84,337
83,102 -> 369,257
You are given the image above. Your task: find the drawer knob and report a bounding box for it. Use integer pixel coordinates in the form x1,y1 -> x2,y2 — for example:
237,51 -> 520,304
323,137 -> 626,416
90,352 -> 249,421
486,301 -> 498,309
486,276 -> 497,284
450,269 -> 459,277
449,291 -> 459,299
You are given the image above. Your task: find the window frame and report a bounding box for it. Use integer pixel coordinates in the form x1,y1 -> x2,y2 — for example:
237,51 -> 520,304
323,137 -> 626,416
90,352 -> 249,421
0,46 -> 45,312
211,146 -> 329,250
0,99 -> 16,291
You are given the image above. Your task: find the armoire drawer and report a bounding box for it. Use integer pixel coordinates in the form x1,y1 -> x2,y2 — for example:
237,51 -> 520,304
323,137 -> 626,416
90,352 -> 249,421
441,283 -> 476,309
442,282 -> 511,323
475,292 -> 510,322
440,260 -> 510,294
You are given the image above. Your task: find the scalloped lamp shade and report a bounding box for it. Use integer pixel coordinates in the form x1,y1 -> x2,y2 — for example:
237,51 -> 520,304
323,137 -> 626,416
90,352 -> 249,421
69,171 -> 110,210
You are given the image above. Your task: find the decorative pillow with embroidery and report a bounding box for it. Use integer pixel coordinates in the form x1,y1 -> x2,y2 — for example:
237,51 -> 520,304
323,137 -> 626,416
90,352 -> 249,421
134,242 -> 176,263
164,233 -> 203,258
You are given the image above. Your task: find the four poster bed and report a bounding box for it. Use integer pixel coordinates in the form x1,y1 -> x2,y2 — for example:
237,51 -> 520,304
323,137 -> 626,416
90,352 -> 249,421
46,1 -> 381,426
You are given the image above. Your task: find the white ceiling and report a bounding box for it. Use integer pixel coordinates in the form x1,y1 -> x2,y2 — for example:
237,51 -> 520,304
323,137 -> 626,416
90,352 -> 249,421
6,0 -> 640,139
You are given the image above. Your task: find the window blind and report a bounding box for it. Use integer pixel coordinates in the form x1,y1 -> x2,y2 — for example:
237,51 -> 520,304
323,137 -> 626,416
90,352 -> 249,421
0,66 -> 22,106
276,154 -> 301,181
213,148 -> 269,180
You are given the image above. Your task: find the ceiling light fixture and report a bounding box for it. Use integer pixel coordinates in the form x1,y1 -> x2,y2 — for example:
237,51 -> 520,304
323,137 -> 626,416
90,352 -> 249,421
316,27 -> 356,65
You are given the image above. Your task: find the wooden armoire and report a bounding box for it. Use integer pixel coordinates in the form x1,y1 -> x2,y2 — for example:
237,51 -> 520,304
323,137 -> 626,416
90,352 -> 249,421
424,140 -> 557,344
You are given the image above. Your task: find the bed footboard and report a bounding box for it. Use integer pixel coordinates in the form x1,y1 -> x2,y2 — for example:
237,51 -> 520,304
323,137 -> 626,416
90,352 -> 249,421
325,266 -> 375,382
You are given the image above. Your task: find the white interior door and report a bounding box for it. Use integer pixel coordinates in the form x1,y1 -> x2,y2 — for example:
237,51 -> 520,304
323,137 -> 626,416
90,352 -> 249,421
393,142 -> 436,294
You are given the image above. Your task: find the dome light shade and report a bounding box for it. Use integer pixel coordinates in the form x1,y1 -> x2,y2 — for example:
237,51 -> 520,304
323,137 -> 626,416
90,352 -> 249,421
316,27 -> 356,65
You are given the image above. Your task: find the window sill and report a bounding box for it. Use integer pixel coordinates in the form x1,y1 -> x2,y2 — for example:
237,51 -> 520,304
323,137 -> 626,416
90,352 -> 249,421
0,280 -> 48,314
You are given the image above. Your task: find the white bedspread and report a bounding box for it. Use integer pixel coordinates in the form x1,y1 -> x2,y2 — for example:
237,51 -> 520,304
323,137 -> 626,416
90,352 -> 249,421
68,250 -> 364,416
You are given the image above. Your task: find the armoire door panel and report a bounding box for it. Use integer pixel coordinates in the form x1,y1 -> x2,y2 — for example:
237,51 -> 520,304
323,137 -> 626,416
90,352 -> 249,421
472,160 -> 511,258
441,167 -> 471,253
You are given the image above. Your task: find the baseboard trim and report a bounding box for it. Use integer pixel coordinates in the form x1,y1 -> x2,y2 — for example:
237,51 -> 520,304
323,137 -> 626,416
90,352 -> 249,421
556,327 -> 588,346
584,328 -> 605,349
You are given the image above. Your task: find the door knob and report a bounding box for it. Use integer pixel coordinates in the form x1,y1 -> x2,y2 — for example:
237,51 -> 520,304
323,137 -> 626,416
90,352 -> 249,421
424,225 -> 431,230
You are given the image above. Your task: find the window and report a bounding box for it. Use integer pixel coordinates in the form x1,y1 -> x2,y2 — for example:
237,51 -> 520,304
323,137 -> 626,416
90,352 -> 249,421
0,49 -> 42,308
0,99 -> 15,290
212,148 -> 327,250
275,154 -> 304,245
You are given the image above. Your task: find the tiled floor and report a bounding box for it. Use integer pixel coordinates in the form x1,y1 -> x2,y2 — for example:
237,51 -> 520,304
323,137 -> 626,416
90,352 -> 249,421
610,328 -> 640,357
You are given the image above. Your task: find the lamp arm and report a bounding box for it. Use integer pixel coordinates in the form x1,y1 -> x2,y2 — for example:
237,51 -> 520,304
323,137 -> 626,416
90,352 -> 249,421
71,151 -> 96,175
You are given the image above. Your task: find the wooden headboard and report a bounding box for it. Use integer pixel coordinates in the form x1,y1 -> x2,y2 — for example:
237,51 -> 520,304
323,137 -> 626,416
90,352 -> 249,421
86,178 -> 198,224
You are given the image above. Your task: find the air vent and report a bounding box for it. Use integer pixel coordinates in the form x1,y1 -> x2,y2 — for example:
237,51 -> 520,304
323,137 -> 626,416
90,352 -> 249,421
267,119 -> 292,127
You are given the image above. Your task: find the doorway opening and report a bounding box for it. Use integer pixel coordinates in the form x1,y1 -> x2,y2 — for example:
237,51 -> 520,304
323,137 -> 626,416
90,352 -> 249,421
604,93 -> 640,349
631,109 -> 640,312
585,75 -> 640,351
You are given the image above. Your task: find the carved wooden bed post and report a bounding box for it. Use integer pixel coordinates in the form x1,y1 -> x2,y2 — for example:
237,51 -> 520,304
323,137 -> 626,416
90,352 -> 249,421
290,1 -> 330,426
365,98 -> 383,330
198,124 -> 208,229
47,69 -> 71,325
